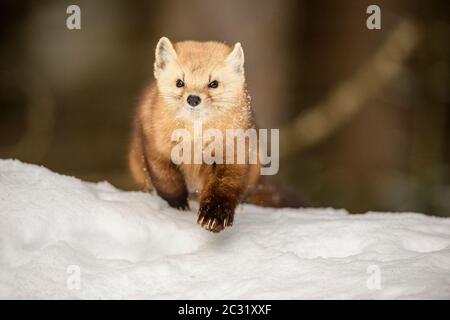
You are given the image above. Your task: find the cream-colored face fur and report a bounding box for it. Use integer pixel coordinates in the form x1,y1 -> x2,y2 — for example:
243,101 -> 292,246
154,37 -> 246,122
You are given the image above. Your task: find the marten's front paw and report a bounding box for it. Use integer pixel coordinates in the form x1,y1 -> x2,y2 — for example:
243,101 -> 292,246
197,202 -> 234,233
165,196 -> 190,211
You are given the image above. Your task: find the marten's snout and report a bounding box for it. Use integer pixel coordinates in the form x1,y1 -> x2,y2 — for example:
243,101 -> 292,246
187,95 -> 201,107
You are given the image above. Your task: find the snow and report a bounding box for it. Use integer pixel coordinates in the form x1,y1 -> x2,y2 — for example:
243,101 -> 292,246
0,159 -> 449,299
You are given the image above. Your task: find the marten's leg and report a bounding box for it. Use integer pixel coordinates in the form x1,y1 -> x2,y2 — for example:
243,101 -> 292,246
146,155 -> 189,210
129,120 -> 189,210
198,164 -> 248,233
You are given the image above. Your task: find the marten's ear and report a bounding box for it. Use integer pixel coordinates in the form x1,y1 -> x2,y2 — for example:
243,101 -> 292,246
154,37 -> 177,79
226,42 -> 245,75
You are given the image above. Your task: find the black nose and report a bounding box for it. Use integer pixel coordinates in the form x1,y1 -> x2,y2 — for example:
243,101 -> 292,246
187,95 -> 201,107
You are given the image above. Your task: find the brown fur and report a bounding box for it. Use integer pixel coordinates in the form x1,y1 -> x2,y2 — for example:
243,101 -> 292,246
129,38 -> 262,232
128,38 -> 308,233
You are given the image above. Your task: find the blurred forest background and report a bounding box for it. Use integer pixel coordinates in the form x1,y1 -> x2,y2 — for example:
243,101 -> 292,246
0,0 -> 449,216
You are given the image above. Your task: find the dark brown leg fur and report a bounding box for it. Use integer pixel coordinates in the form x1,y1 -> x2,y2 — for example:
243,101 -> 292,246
147,157 -> 189,210
197,164 -> 249,233
139,127 -> 189,210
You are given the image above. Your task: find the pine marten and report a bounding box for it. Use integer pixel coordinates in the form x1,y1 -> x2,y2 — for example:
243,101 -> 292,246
129,37 -> 304,233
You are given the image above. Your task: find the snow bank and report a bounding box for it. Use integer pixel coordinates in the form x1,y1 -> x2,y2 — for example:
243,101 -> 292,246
0,159 -> 449,299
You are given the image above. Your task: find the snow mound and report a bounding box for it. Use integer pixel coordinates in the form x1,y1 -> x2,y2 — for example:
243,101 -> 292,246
0,159 -> 449,299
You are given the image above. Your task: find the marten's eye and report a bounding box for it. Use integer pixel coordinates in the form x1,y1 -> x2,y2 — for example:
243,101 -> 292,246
176,79 -> 184,88
208,80 -> 219,89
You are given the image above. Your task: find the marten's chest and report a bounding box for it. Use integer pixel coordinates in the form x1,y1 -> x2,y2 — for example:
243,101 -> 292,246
180,164 -> 208,194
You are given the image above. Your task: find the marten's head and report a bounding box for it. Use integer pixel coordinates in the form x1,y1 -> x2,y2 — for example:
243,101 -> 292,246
153,37 -> 246,120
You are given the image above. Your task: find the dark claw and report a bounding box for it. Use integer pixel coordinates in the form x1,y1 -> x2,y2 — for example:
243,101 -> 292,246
166,196 -> 189,211
197,200 -> 235,233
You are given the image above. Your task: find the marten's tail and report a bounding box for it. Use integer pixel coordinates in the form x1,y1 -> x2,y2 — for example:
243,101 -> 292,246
244,176 -> 310,208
